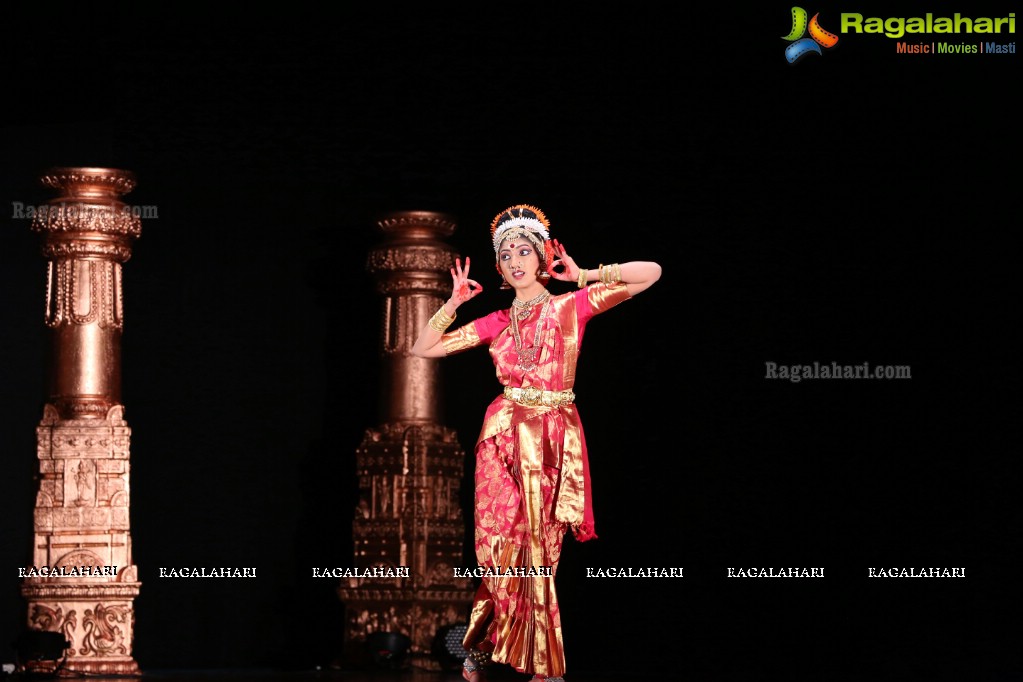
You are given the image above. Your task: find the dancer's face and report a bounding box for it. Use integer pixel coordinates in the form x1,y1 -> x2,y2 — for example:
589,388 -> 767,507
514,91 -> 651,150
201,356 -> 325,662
498,238 -> 541,287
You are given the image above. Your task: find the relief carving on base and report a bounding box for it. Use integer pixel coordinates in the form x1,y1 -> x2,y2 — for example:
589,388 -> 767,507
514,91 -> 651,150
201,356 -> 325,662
29,605 -> 79,656
54,550 -> 104,569
67,460 -> 97,507
80,603 -> 132,657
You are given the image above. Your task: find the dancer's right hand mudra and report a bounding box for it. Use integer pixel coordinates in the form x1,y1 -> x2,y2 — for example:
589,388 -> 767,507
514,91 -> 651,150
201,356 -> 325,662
448,256 -> 483,309
411,256 -> 482,358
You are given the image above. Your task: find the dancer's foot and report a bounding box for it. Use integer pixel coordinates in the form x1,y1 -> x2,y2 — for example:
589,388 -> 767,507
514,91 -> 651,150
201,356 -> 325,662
462,657 -> 484,682
462,652 -> 490,682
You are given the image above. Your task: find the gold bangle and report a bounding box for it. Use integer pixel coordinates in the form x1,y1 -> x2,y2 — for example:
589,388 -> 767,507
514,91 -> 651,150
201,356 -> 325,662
599,262 -> 621,285
429,306 -> 455,333
577,268 -> 588,288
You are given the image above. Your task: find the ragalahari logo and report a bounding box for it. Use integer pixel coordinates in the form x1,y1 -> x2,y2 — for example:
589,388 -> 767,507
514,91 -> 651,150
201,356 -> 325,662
783,7 -> 839,63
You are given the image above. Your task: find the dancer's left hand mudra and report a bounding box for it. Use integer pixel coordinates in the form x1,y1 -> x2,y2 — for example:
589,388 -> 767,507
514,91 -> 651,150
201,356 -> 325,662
545,239 -> 580,283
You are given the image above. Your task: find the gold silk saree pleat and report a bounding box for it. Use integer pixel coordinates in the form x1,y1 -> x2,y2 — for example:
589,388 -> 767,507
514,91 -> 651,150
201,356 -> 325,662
462,418 -> 567,678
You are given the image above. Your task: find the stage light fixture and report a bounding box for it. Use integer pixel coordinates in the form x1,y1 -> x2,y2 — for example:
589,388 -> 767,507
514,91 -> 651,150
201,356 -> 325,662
12,630 -> 70,675
432,622 -> 470,670
365,631 -> 411,670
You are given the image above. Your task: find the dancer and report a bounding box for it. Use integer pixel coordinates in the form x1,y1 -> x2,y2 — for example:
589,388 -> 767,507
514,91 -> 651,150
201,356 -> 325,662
412,204 -> 661,681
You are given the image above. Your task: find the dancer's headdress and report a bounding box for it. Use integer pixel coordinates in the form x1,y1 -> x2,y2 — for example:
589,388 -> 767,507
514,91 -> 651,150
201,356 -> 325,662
490,204 -> 551,262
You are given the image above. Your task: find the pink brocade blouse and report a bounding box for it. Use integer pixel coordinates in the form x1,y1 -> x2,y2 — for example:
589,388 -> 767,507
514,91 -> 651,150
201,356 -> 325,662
441,282 -> 631,540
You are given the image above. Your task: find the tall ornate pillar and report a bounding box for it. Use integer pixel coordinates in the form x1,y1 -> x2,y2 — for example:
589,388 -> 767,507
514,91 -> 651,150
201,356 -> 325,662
20,167 -> 143,675
338,211 -> 474,665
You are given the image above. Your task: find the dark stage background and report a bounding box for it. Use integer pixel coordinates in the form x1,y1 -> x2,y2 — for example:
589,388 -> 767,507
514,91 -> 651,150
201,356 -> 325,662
0,5 -> 1016,681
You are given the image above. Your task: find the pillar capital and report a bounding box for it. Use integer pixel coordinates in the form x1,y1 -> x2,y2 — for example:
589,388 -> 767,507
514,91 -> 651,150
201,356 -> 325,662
31,167 -> 142,262
367,210 -> 459,298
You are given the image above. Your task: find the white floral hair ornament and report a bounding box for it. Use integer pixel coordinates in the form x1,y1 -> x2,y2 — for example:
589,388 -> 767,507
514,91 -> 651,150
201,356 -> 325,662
490,204 -> 551,255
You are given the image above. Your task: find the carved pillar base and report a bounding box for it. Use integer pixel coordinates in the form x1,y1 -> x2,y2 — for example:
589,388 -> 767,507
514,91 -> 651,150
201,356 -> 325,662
20,404 -> 141,675
338,422 -> 474,665
21,583 -> 141,675
337,586 -> 475,668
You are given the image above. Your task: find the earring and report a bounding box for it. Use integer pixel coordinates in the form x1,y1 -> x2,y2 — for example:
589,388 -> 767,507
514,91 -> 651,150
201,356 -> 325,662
537,267 -> 550,281
495,262 -> 511,289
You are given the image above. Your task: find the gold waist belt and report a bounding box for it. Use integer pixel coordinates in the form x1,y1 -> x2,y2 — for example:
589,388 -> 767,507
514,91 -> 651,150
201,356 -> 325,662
503,386 -> 575,408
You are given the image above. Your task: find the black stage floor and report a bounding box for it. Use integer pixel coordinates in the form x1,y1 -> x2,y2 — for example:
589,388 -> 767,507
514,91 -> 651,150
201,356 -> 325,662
0,664 -> 654,682
0,670 -> 648,682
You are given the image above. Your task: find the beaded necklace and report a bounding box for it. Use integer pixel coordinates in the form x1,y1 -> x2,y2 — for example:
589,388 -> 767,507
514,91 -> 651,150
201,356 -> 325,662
510,289 -> 552,371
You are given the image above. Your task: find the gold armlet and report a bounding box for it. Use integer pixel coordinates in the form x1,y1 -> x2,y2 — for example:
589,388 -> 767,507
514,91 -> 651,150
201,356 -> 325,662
429,306 -> 456,332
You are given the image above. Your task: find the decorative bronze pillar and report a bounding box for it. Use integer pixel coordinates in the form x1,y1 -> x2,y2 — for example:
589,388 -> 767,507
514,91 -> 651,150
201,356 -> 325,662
338,211 -> 474,666
20,167 -> 143,675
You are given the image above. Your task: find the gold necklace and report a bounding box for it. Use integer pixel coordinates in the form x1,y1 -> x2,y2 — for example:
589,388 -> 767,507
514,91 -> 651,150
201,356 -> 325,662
512,289 -> 551,315
510,290 -> 552,371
